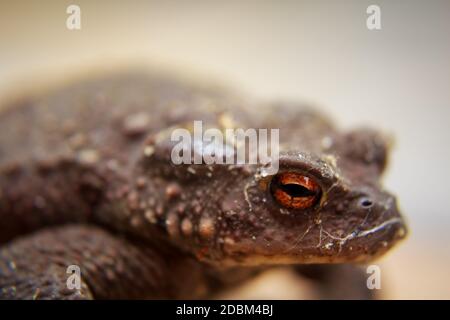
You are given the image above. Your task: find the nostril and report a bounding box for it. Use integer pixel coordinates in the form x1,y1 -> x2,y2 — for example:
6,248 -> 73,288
360,198 -> 374,208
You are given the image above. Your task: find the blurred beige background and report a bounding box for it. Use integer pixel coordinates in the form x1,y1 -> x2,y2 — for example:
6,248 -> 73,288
1,0 -> 449,299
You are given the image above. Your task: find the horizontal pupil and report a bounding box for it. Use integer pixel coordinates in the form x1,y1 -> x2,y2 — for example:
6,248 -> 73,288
279,183 -> 316,198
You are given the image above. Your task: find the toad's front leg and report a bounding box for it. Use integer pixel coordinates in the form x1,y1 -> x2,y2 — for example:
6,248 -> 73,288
0,225 -> 191,299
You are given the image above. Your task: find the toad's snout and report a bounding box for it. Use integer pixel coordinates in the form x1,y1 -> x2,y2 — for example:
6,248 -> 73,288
344,194 -> 408,262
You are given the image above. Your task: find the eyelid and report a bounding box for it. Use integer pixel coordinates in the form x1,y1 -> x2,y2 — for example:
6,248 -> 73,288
276,153 -> 339,188
277,172 -> 318,191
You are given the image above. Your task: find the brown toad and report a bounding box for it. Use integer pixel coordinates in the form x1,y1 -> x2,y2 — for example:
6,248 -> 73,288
0,72 -> 407,299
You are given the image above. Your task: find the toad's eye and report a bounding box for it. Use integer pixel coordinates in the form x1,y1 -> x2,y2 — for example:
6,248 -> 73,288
270,172 -> 321,209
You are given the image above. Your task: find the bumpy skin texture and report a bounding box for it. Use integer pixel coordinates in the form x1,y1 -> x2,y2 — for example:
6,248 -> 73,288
0,72 -> 407,299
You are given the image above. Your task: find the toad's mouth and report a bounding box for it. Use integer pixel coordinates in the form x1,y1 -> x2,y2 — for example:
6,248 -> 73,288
216,217 -> 407,267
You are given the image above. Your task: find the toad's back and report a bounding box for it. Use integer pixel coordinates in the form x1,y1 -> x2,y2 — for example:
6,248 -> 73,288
0,72 -> 333,169
0,74 -> 233,166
